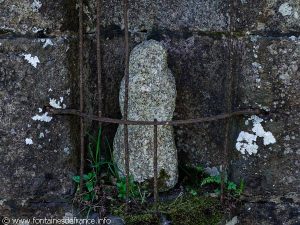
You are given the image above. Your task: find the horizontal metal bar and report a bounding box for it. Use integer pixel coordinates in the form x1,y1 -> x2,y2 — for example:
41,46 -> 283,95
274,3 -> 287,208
46,107 -> 261,126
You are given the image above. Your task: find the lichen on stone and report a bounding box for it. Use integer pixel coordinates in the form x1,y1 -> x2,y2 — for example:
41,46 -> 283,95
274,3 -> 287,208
236,116 -> 276,155
21,53 -> 40,68
279,3 -> 293,17
32,112 -> 53,123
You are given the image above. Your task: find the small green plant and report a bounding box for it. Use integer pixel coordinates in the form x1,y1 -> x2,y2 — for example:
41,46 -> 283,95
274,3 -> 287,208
73,172 -> 97,201
72,128 -> 121,216
116,176 -> 138,200
72,127 -> 150,213
72,128 -> 103,204
180,164 -> 245,198
187,187 -> 198,196
116,176 -> 149,204
201,174 -> 245,197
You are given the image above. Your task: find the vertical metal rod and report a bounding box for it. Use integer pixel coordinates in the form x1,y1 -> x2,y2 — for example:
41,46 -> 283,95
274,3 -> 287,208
79,0 -> 85,192
221,0 -> 235,203
123,0 -> 130,209
153,119 -> 159,212
96,0 -> 104,215
96,0 -> 103,122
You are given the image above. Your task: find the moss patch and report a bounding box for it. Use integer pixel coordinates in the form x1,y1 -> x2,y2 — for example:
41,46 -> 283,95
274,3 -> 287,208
160,196 -> 223,225
112,195 -> 224,225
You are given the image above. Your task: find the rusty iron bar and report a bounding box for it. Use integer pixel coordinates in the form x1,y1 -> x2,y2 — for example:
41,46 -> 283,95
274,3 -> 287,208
153,119 -> 159,212
96,0 -> 105,216
47,107 -> 261,125
78,0 -> 85,193
123,0 -> 130,209
221,0 -> 236,203
96,0 -> 103,123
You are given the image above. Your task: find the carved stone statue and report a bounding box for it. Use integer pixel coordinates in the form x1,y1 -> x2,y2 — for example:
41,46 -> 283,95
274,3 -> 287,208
113,40 -> 177,190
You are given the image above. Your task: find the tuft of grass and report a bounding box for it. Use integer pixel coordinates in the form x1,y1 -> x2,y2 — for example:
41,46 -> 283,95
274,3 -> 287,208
72,128 -> 149,216
72,128 -> 120,216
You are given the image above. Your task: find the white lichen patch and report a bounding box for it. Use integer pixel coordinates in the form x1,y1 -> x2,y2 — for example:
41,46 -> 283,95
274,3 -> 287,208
66,88 -> 71,95
39,132 -> 45,138
226,216 -> 239,225
236,131 -> 258,155
25,138 -> 33,145
257,104 -> 270,112
236,116 -> 276,155
289,36 -> 297,41
49,97 -> 65,109
250,35 -> 259,43
41,39 -> 54,48
31,0 -> 42,12
32,112 -> 53,122
279,3 -> 293,16
32,27 -> 43,33
21,54 -> 40,68
263,132 -> 276,145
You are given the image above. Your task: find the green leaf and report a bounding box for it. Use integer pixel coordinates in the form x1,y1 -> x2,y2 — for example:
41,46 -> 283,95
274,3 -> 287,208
86,181 -> 94,192
72,176 -> 81,183
236,179 -> 245,196
95,128 -> 102,165
195,165 -> 204,173
189,189 -> 198,196
83,172 -> 95,181
214,188 -> 221,196
227,182 -> 237,191
118,193 -> 126,199
83,194 -> 91,201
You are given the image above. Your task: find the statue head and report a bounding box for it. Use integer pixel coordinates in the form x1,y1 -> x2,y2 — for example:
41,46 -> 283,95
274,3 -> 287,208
129,40 -> 168,75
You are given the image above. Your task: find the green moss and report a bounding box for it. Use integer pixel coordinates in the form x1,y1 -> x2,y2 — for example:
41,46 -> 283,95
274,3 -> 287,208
113,195 -> 224,225
141,169 -> 172,192
157,169 -> 171,191
159,196 -> 223,225
125,213 -> 158,225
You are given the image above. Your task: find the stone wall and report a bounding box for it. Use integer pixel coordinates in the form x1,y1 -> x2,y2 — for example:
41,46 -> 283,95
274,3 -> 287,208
0,0 -> 78,218
0,0 -> 299,223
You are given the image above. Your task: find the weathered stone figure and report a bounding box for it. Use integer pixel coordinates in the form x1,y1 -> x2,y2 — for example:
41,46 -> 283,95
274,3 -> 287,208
113,40 -> 177,190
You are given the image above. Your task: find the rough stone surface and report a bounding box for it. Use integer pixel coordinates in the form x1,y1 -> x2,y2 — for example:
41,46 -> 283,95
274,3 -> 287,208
231,36 -> 300,196
113,40 -> 178,189
84,0 -> 228,33
236,0 -> 300,33
0,0 -> 75,35
0,38 -> 76,217
237,193 -> 300,225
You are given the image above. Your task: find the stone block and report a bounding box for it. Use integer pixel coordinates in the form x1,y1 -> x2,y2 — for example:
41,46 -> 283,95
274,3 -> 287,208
0,37 -> 76,217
